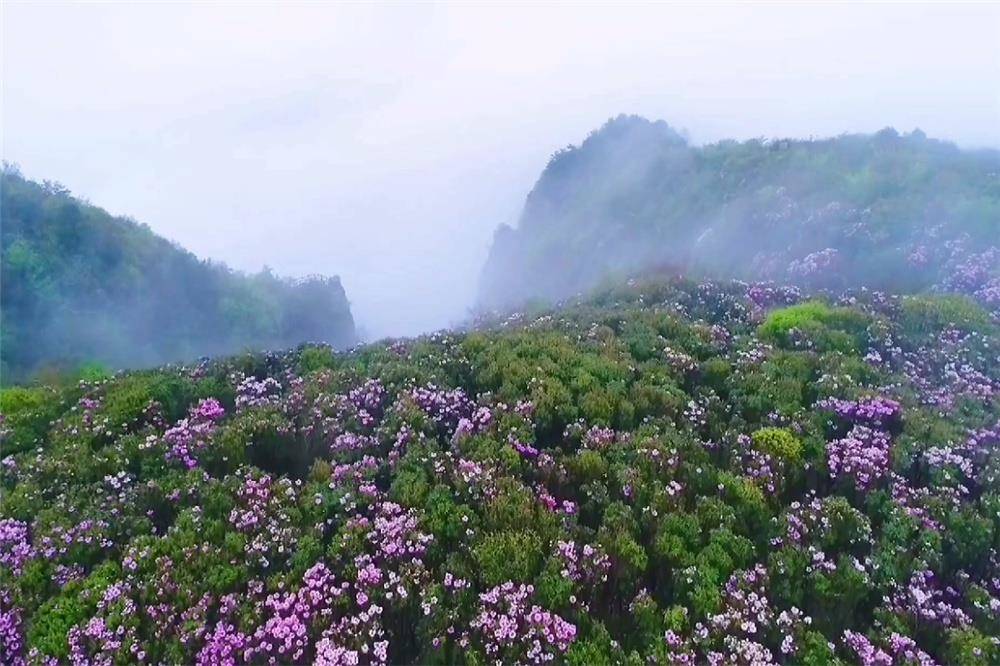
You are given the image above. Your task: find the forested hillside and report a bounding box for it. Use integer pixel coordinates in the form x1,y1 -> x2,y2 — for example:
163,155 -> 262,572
2,276 -> 998,664
480,116 -> 1000,311
0,167 -> 356,380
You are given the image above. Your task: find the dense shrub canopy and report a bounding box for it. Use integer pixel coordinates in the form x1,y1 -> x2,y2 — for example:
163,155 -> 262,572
2,277 -> 998,664
0,167 -> 356,381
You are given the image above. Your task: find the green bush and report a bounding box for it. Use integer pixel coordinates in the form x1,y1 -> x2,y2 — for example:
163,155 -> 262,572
899,294 -> 992,338
943,507 -> 994,575
758,301 -> 870,353
0,385 -> 66,454
653,512 -> 701,568
473,530 -> 543,586
208,407 -> 297,476
731,351 -> 817,420
101,372 -> 196,432
944,628 -> 1000,665
569,449 -> 609,483
27,562 -> 119,658
299,345 -> 339,373
716,471 -> 773,543
751,427 -> 803,462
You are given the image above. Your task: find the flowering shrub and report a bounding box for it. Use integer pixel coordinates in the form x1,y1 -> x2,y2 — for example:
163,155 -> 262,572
469,582 -> 577,663
818,396 -> 903,430
163,398 -> 225,469
235,376 -> 282,411
1,277 -> 998,664
787,247 -> 842,283
826,426 -> 892,492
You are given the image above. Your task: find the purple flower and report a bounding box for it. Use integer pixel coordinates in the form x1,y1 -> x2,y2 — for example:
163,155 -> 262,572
826,426 -> 891,492
0,593 -> 25,666
471,582 -> 577,662
164,398 -> 225,469
0,519 -> 33,576
235,376 -> 282,410
817,396 -> 902,429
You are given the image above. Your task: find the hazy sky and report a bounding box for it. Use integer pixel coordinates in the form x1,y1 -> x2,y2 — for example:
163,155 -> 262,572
4,2 -> 999,338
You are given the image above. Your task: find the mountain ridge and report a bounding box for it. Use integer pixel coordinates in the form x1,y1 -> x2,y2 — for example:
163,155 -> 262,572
479,115 -> 1000,312
0,166 -> 357,380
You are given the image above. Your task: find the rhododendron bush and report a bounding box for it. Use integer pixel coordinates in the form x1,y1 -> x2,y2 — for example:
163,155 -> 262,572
2,277 -> 999,665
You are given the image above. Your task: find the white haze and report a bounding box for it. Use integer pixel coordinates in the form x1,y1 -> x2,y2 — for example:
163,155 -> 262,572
3,2 -> 999,338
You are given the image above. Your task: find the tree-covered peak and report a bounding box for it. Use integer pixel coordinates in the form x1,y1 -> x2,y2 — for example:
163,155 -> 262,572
480,117 -> 1000,312
0,166 -> 357,381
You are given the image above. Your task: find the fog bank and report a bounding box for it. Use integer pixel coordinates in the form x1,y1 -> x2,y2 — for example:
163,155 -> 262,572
3,3 -> 998,338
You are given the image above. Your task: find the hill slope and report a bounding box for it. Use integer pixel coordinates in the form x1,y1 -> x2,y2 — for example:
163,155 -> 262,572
479,116 -> 1000,310
1,167 -> 356,380
2,276 -> 998,663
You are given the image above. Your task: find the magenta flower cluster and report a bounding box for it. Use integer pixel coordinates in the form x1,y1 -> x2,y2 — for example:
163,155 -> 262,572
826,425 -> 891,492
0,518 -> 33,576
470,582 -> 577,663
235,375 -> 282,410
843,630 -> 936,666
818,396 -> 903,429
163,397 -> 224,468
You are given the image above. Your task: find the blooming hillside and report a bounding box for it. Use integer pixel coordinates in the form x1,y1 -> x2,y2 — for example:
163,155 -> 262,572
479,116 -> 1000,312
2,277 -> 999,664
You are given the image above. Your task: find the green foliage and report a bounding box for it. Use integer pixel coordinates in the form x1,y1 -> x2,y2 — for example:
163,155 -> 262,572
569,449 -> 609,483
2,272 -> 998,664
943,508 -> 995,575
28,590 -> 89,658
695,496 -> 737,532
390,464 -> 432,509
0,168 -> 356,381
653,512 -> 700,568
0,385 -> 68,454
27,562 -> 119,658
564,623 -> 625,666
899,294 -> 992,338
731,351 -> 817,420
298,345 -> 340,374
794,630 -> 843,666
463,330 -> 633,440
480,115 -> 1000,309
472,530 -> 544,586
207,407 -> 295,476
870,510 -> 943,589
751,427 -> 803,462
102,372 -> 200,429
758,301 -> 870,352
699,358 -> 731,393
809,556 -> 872,638
598,502 -> 648,591
423,486 -> 476,553
768,547 -> 810,609
716,471 -> 773,543
819,497 -> 872,554
943,628 -> 1000,665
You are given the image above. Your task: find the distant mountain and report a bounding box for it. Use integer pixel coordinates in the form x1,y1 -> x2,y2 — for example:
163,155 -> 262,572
479,115 -> 1000,311
0,166 -> 356,380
